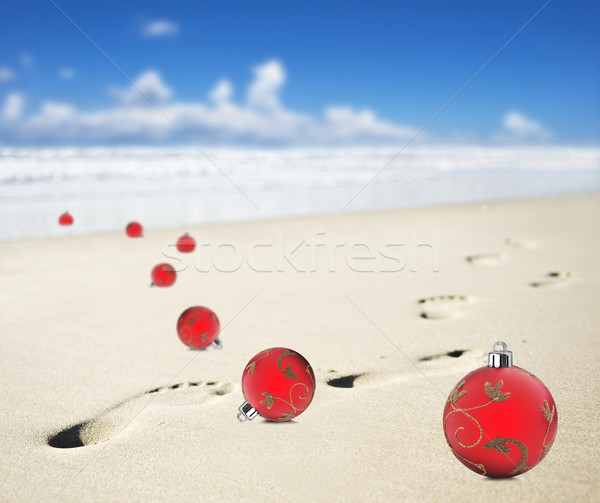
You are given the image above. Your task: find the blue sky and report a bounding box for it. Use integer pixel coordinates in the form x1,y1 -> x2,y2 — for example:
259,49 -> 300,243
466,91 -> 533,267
0,0 -> 598,145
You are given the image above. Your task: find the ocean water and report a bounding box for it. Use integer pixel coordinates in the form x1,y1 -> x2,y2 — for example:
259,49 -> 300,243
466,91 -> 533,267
0,145 -> 598,241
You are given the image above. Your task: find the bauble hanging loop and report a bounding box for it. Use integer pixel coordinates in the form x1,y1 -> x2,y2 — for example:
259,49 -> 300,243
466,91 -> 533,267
443,341 -> 557,478
488,341 -> 513,368
237,402 -> 259,422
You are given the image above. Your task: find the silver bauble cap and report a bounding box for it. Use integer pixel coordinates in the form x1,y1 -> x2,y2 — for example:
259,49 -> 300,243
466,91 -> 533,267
237,401 -> 259,422
488,341 -> 513,368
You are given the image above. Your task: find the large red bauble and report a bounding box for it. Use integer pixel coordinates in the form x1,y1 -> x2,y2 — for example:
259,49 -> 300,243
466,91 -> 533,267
151,263 -> 176,287
177,306 -> 220,349
126,221 -> 143,238
176,233 -> 196,253
58,212 -> 73,226
241,347 -> 315,421
443,365 -> 557,478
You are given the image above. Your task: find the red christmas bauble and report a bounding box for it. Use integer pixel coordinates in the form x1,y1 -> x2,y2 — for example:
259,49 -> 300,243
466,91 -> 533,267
176,233 -> 196,253
177,306 -> 220,349
126,221 -> 143,238
238,347 -> 315,422
443,342 -> 557,478
151,263 -> 176,287
58,212 -> 73,226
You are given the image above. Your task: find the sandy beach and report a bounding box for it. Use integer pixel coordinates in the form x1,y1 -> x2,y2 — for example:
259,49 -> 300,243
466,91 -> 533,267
1,193 -> 598,502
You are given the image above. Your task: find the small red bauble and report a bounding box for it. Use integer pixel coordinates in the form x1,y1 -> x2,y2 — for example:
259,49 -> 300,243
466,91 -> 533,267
177,306 -> 221,349
151,263 -> 176,287
443,342 -> 557,478
126,221 -> 143,238
58,212 -> 73,226
237,347 -> 315,422
176,233 -> 196,253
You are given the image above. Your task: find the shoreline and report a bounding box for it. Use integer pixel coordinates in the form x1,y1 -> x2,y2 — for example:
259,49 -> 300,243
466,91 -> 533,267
2,191 -> 599,244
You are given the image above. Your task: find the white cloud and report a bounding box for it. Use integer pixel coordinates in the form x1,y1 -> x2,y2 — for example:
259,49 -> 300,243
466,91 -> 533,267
499,110 -> 551,141
41,101 -> 77,119
0,60 -> 419,145
140,19 -> 179,37
0,66 -> 16,82
3,92 -> 24,120
58,67 -> 76,80
111,70 -> 173,105
503,111 -> 542,135
323,106 -> 416,141
20,54 -> 33,67
247,59 -> 286,111
210,79 -> 233,105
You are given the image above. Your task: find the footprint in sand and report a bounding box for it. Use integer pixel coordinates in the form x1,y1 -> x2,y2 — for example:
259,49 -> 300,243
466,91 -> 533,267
325,349 -> 485,388
419,349 -> 468,361
466,253 -> 506,266
325,371 -> 405,388
48,381 -> 234,449
530,271 -> 576,288
418,295 -> 473,320
418,348 -> 486,374
504,238 -> 538,250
